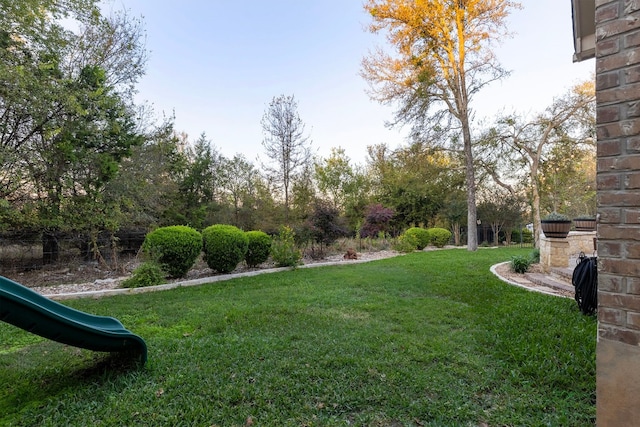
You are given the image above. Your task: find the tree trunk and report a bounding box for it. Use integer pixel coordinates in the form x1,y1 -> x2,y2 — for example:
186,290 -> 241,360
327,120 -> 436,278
532,182 -> 542,248
462,119 -> 478,251
42,231 -> 59,264
531,156 -> 542,248
492,223 -> 501,246
451,221 -> 461,246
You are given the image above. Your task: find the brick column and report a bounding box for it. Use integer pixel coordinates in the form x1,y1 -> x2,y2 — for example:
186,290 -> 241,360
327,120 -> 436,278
595,1 -> 640,425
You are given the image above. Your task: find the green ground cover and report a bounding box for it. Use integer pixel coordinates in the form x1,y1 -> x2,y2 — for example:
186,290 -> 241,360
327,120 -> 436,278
0,248 -> 596,426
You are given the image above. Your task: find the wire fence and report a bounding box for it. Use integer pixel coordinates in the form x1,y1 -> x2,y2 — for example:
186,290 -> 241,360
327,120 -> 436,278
0,230 -> 147,273
0,223 -> 534,274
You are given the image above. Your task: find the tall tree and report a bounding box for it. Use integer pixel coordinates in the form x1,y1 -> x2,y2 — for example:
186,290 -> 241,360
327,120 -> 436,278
483,81 -> 595,247
314,147 -> 353,211
538,142 -> 596,218
104,118 -> 187,228
0,0 -> 148,261
476,187 -> 525,246
260,94 -> 312,223
361,0 -> 520,251
220,154 -> 257,227
63,9 -> 148,97
174,133 -> 225,228
367,142 -> 464,230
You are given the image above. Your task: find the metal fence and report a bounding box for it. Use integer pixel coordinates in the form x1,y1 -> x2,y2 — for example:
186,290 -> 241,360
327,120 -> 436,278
0,230 -> 147,273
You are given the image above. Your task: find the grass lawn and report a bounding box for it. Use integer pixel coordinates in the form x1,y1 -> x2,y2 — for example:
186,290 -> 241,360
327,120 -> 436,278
0,248 -> 596,426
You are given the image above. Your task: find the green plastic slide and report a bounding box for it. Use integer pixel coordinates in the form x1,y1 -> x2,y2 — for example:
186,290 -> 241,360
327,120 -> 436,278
0,276 -> 147,365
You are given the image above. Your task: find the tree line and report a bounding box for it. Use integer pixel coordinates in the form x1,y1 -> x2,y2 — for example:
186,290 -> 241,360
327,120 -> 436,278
0,0 -> 595,265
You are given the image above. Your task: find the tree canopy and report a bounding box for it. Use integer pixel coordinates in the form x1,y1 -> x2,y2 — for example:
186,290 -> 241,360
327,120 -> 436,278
260,94 -> 312,223
362,0 -> 520,250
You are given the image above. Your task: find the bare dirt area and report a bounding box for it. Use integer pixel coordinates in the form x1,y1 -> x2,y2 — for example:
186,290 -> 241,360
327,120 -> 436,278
3,250 -> 402,296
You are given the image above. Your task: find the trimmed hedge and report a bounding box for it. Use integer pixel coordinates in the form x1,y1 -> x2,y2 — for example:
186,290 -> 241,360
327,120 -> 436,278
142,225 -> 202,278
245,230 -> 272,267
202,224 -> 249,273
403,227 -> 430,250
428,227 -> 452,248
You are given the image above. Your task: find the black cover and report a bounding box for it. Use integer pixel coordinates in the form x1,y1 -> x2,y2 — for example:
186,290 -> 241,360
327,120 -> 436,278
572,252 -> 598,315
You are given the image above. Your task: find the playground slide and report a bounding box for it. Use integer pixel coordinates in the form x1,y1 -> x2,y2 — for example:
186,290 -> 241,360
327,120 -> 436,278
0,276 -> 147,365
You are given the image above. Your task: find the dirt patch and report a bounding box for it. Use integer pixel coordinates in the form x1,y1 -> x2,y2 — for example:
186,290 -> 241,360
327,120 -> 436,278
493,261 -> 575,298
493,261 -> 545,282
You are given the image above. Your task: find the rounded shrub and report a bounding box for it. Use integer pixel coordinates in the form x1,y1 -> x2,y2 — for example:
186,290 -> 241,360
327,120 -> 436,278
428,227 -> 452,248
394,233 -> 419,253
141,225 -> 202,278
202,224 -> 249,273
245,230 -> 272,267
403,227 -> 430,250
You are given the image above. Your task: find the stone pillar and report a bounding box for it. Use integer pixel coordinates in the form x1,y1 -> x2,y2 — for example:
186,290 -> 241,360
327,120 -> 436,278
567,231 -> 598,259
539,234 -> 570,271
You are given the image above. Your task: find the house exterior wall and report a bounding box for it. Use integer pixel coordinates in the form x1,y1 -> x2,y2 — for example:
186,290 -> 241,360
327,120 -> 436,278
595,1 -> 640,425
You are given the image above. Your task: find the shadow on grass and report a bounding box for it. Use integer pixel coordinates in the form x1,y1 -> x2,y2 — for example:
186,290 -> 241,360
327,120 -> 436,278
1,341 -> 146,418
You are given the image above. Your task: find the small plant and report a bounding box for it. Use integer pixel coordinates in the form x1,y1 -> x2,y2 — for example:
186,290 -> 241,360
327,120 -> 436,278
574,215 -> 596,220
428,227 -> 452,248
202,224 -> 249,273
511,255 -> 532,274
245,230 -> 272,267
403,227 -> 430,250
271,226 -> 302,267
543,212 -> 570,221
121,261 -> 166,288
530,248 -> 540,263
393,233 -> 419,253
141,225 -> 203,278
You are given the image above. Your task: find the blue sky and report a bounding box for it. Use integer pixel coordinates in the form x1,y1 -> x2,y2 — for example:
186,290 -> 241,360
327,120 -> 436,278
114,0 -> 594,164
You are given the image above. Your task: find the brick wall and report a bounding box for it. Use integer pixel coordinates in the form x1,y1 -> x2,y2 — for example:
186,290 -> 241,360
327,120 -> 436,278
596,0 -> 640,348
595,0 -> 640,425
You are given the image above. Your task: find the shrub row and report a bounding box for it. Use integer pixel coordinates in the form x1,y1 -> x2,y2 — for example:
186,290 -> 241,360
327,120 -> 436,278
130,225 -> 273,286
396,227 -> 453,252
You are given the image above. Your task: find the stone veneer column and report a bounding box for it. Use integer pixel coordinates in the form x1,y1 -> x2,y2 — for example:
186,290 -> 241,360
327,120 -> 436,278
539,235 -> 570,271
595,1 -> 640,425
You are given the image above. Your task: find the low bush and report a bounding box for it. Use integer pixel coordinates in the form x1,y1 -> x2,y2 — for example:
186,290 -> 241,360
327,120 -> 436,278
245,230 -> 272,267
202,224 -> 249,273
141,225 -> 202,278
428,227 -> 452,248
271,226 -> 302,267
403,227 -> 430,250
121,261 -> 166,288
511,228 -> 534,244
394,233 -> 419,253
511,255 -> 532,274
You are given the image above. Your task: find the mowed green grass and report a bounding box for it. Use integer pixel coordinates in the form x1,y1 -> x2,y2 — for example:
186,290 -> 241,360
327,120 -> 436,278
0,248 -> 596,426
